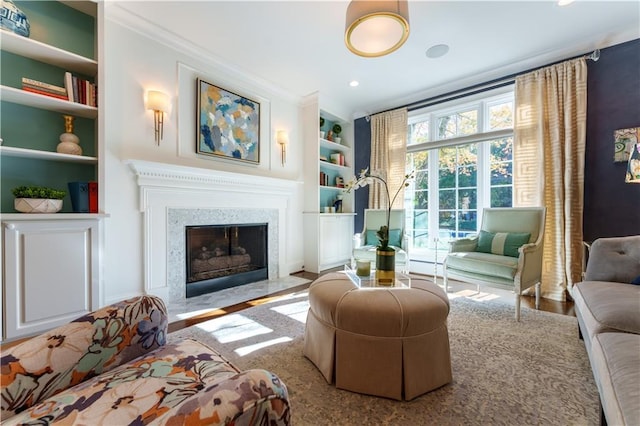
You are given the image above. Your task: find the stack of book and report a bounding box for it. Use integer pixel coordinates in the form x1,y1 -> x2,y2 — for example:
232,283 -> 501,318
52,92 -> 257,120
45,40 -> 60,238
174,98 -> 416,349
21,77 -> 68,100
68,181 -> 98,213
319,172 -> 329,186
64,72 -> 97,107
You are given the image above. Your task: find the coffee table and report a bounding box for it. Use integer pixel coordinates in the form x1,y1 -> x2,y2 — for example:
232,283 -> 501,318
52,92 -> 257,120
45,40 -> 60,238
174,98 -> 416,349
343,264 -> 411,288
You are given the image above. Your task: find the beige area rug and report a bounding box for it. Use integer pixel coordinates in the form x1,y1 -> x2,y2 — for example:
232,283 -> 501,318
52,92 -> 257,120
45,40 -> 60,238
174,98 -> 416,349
169,289 -> 599,425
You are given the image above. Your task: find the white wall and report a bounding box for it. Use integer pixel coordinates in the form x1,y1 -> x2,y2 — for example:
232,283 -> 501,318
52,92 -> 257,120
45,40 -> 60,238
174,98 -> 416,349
101,9 -> 304,303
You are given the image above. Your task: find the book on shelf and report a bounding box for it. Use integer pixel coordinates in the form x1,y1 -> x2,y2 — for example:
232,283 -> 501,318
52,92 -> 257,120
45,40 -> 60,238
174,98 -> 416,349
64,72 -> 75,102
64,71 -> 97,106
68,181 -> 89,213
21,77 -> 67,95
88,181 -> 98,213
22,86 -> 68,100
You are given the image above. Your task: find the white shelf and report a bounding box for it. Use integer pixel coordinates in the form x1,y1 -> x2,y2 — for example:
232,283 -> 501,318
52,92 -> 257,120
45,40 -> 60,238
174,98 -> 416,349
320,138 -> 350,152
0,30 -> 97,76
1,213 -> 109,221
320,160 -> 351,172
0,146 -> 97,164
0,86 -> 97,119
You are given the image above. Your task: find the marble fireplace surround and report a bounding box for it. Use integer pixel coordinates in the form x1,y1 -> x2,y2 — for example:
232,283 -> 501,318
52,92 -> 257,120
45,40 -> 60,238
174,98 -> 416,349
127,160 -> 298,303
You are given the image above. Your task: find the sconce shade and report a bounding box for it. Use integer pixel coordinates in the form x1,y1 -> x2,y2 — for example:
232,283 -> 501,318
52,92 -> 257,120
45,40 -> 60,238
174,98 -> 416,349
146,90 -> 170,112
145,90 -> 170,145
345,0 -> 410,58
276,130 -> 288,166
276,130 -> 289,146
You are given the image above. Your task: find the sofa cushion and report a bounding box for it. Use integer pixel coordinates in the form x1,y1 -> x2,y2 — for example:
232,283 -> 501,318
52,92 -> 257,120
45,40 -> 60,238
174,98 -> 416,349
446,251 -> 519,280
477,230 -> 530,257
590,332 -> 640,426
572,281 -> 640,341
585,236 -> 640,283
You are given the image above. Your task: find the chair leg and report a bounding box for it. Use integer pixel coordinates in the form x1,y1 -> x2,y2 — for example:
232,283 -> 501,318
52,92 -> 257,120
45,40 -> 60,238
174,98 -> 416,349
535,282 -> 541,310
443,269 -> 448,293
476,283 -> 480,294
515,293 -> 521,321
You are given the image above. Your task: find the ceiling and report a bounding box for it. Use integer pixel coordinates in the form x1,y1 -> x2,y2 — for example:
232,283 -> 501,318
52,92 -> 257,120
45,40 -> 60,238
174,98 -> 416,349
114,1 -> 639,119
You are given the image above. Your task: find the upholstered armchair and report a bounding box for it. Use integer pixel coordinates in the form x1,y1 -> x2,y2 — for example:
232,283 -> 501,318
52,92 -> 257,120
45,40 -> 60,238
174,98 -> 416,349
443,207 -> 546,321
353,209 -> 409,272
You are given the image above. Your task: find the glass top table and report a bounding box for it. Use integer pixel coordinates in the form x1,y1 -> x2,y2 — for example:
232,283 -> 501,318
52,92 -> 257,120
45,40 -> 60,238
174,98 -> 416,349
343,265 -> 411,288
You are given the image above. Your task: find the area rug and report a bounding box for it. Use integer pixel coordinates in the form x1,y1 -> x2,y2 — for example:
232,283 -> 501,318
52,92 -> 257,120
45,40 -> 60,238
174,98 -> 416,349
169,290 -> 599,425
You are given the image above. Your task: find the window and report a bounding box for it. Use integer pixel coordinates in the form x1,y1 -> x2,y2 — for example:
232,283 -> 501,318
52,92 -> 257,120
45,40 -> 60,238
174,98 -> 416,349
404,87 -> 514,262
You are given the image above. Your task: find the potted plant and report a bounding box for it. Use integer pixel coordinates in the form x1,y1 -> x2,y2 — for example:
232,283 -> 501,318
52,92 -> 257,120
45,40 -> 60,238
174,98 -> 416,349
344,168 -> 414,283
319,117 -> 326,139
12,185 -> 66,213
332,123 -> 342,144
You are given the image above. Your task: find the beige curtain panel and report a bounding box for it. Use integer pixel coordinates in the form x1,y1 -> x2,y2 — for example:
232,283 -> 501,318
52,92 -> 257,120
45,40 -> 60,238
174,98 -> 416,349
369,108 -> 408,209
513,57 -> 587,301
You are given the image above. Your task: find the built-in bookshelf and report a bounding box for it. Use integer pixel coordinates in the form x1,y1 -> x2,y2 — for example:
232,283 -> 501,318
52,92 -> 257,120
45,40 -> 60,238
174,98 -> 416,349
0,0 -> 99,214
302,94 -> 355,272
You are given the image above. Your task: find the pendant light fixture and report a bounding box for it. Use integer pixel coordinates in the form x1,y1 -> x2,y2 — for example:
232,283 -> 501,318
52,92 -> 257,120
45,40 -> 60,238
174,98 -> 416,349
345,0 -> 410,58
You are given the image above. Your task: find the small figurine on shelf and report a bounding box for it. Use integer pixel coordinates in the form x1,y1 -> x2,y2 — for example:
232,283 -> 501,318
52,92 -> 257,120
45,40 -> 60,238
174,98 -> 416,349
332,124 -> 342,144
333,195 -> 343,213
57,115 -> 82,155
326,130 -> 334,142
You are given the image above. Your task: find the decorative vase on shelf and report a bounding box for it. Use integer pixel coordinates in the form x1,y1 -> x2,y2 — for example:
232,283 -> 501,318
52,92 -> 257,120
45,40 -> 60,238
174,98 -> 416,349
0,0 -> 30,37
57,115 -> 82,155
14,198 -> 63,213
375,247 -> 395,285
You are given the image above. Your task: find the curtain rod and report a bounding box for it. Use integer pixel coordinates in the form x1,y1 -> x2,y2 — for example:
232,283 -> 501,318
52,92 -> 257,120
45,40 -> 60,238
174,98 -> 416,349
370,49 -> 601,117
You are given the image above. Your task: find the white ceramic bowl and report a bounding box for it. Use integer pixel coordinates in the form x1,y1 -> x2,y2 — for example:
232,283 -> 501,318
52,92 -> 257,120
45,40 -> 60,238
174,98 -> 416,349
14,198 -> 63,213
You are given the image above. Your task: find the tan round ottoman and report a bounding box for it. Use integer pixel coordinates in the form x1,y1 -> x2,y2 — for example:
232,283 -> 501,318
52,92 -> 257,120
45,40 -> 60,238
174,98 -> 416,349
303,272 -> 452,401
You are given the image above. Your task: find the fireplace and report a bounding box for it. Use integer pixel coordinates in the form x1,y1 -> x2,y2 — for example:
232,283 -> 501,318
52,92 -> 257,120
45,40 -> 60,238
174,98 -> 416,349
185,223 -> 268,298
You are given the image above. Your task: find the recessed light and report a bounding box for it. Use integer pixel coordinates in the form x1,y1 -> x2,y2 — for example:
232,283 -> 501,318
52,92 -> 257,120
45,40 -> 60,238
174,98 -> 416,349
349,80 -> 359,87
558,0 -> 575,5
425,44 -> 449,59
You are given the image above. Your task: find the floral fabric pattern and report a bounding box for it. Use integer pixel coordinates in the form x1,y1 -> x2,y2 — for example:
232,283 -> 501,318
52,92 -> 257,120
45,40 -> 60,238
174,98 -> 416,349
1,296 -> 290,425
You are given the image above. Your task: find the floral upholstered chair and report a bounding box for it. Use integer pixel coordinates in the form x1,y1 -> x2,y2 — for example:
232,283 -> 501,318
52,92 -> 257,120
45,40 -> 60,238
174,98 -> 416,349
0,295 -> 290,425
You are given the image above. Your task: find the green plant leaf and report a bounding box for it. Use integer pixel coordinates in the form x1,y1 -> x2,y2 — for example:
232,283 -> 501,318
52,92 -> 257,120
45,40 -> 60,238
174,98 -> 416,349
12,185 -> 66,199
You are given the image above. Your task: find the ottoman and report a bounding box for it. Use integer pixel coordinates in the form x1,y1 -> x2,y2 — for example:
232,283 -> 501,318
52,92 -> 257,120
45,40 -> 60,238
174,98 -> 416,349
303,272 -> 452,400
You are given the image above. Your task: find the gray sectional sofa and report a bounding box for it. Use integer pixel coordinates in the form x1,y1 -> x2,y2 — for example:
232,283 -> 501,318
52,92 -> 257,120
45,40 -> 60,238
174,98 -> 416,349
572,235 -> 640,425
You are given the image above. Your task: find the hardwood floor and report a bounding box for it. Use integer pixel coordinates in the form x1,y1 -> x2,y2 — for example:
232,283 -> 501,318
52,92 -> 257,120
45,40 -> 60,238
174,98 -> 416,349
168,268 -> 575,332
1,270 -> 575,349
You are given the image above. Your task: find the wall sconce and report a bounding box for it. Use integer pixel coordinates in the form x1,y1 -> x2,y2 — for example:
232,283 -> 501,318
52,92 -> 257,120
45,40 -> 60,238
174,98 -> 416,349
145,90 -> 170,145
276,130 -> 288,166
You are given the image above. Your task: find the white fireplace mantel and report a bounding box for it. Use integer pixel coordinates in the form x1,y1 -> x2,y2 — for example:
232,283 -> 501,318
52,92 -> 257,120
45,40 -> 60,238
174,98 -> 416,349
126,159 -> 301,302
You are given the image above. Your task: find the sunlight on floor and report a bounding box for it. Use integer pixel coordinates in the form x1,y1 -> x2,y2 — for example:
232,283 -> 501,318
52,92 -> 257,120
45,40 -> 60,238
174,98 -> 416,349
196,314 -> 272,344
270,300 -> 310,323
448,288 -> 502,302
234,336 -> 293,357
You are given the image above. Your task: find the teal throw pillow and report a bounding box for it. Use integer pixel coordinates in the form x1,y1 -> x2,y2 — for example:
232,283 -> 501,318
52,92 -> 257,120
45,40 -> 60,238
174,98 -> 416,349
477,230 -> 531,257
365,229 -> 377,245
388,228 -> 402,247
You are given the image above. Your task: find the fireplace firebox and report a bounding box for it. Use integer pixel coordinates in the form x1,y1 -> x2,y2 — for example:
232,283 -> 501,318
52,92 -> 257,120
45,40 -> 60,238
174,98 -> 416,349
185,223 -> 268,298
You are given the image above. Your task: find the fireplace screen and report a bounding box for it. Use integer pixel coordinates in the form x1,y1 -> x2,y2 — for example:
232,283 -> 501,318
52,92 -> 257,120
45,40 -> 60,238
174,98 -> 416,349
185,223 -> 267,298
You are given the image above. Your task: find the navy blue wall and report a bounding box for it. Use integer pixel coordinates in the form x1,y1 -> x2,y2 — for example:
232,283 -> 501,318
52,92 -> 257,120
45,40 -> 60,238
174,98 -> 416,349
584,39 -> 640,241
353,39 -> 640,239
353,116 -> 371,233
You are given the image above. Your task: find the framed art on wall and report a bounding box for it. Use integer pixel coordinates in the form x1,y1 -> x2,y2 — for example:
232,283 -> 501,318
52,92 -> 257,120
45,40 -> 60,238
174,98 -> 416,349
196,78 -> 260,164
613,127 -> 639,162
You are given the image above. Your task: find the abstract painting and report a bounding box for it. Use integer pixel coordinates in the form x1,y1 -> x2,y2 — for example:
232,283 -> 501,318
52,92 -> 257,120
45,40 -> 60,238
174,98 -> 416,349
614,127 -> 639,162
197,78 -> 260,164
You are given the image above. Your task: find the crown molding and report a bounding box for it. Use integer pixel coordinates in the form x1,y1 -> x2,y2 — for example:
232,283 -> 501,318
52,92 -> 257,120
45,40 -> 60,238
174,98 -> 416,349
105,3 -> 301,105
